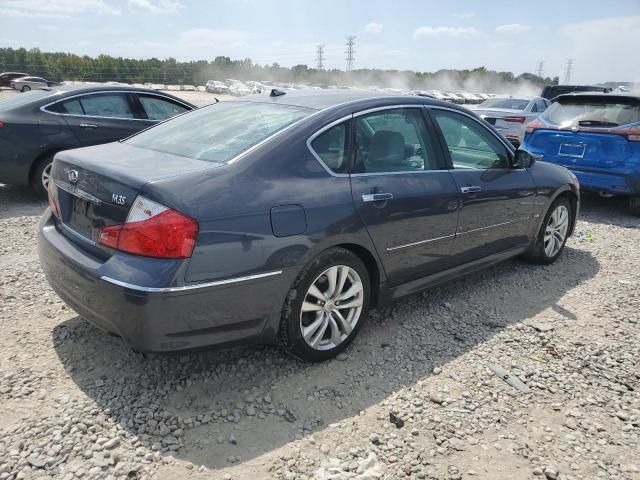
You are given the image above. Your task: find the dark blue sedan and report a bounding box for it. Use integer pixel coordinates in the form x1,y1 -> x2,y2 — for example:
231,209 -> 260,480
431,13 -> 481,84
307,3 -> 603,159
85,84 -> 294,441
38,91 -> 579,362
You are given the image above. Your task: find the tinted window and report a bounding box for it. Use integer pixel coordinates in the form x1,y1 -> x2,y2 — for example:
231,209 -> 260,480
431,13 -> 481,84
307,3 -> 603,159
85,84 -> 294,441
432,110 -> 510,169
310,122 -> 348,173
535,100 -> 548,113
59,99 -> 84,115
542,97 -> 640,127
353,108 -> 438,173
79,93 -> 135,119
127,102 -> 313,163
139,95 -> 188,121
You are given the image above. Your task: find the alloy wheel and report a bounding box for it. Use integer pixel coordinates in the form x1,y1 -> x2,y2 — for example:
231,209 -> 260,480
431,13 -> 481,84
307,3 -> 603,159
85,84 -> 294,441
299,265 -> 364,351
41,162 -> 52,192
544,205 -> 569,257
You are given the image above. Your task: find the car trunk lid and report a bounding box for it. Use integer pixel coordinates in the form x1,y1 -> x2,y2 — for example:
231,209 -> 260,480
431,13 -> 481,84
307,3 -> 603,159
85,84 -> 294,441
50,141 -> 218,248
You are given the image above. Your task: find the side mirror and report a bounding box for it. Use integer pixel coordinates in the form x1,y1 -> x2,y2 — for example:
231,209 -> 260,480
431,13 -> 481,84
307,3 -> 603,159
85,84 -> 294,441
513,149 -> 541,169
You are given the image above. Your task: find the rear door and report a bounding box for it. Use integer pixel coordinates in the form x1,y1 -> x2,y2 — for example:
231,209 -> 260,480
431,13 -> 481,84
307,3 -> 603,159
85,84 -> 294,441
56,92 -> 151,146
346,106 -> 460,286
429,108 -> 535,264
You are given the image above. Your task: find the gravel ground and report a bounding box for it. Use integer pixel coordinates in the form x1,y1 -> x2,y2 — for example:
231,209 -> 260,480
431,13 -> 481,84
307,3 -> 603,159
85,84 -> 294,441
1,87 -> 639,480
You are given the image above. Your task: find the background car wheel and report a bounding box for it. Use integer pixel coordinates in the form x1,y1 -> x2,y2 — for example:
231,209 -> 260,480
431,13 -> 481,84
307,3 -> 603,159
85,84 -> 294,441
628,197 -> 640,217
523,196 -> 572,265
31,154 -> 55,196
279,248 -> 370,362
21,85 -> 31,92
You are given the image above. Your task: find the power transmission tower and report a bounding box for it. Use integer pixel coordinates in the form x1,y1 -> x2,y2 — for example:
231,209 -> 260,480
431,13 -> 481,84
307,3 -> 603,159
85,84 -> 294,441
563,59 -> 574,84
345,36 -> 356,72
315,44 -> 325,70
536,61 -> 545,78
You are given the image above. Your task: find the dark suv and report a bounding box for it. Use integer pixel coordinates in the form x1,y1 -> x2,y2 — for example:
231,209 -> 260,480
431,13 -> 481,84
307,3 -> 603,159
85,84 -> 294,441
541,85 -> 612,101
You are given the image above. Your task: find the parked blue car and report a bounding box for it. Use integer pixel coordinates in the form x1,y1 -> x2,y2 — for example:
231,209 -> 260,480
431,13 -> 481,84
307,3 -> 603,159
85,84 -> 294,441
522,93 -> 640,215
38,91 -> 579,362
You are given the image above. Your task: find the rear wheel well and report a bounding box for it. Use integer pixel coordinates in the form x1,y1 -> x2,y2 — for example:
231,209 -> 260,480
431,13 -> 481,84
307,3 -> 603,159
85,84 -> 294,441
29,149 -> 59,185
334,243 -> 381,307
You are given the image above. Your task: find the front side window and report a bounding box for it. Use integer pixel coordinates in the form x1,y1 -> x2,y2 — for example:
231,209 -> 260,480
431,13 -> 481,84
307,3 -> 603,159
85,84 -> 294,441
310,122 -> 348,173
138,95 -> 189,121
127,102 -> 314,163
79,93 -> 135,119
432,110 -> 510,169
353,108 -> 438,173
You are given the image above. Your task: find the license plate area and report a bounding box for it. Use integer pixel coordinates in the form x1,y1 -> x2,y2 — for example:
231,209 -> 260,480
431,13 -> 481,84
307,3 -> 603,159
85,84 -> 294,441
558,143 -> 586,159
67,197 -> 94,239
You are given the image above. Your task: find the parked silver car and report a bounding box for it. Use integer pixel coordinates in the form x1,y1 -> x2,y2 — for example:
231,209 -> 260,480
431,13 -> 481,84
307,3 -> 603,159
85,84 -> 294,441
205,80 -> 230,95
472,95 -> 551,147
11,76 -> 58,92
225,79 -> 252,96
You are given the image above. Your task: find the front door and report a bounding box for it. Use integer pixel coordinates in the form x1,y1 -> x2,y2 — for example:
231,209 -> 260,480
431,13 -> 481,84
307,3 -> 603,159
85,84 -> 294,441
429,108 -> 535,264
348,107 -> 460,286
57,92 -> 150,146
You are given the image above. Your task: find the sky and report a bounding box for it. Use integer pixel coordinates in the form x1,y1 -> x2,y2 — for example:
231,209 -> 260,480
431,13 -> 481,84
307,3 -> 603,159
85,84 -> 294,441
0,0 -> 639,83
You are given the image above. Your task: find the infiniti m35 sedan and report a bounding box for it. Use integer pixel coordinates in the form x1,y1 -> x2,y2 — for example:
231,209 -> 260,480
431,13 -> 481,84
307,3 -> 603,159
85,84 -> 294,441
38,91 -> 579,362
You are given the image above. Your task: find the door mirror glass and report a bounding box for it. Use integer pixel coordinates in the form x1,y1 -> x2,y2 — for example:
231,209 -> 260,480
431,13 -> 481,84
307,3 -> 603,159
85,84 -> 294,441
514,149 -> 540,169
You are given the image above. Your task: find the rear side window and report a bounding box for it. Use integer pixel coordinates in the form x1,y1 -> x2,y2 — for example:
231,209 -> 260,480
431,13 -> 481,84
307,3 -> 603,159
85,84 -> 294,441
535,100 -> 548,113
543,98 -> 640,127
138,95 -> 189,121
59,99 -> 84,115
79,93 -> 135,119
353,108 -> 439,173
310,122 -> 348,173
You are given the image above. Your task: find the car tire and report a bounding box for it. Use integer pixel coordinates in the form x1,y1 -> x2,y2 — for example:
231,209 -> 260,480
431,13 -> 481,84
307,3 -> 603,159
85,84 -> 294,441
21,85 -> 31,92
628,197 -> 640,217
279,248 -> 370,362
31,154 -> 55,196
523,196 -> 573,265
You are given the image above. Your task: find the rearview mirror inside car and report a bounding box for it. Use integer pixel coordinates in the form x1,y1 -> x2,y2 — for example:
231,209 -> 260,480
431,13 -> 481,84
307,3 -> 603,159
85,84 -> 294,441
514,150 -> 541,169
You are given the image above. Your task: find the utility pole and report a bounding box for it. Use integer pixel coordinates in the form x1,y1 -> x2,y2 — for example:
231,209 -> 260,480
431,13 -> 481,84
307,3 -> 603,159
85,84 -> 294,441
315,44 -> 325,70
563,58 -> 574,84
536,61 -> 545,78
345,36 -> 356,72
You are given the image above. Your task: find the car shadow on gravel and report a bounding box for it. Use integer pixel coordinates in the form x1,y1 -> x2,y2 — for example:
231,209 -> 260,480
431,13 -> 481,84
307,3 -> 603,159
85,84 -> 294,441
578,192 -> 640,228
51,247 -> 599,470
0,184 -> 47,220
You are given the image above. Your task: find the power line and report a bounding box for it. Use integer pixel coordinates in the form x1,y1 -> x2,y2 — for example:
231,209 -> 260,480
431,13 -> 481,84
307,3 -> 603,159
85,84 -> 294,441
345,36 -> 356,72
563,58 -> 574,84
536,61 -> 545,78
315,44 -> 325,70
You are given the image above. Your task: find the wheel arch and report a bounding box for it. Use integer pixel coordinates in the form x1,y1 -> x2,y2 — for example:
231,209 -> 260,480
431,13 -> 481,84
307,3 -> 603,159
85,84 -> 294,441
552,187 -> 579,237
29,149 -> 60,186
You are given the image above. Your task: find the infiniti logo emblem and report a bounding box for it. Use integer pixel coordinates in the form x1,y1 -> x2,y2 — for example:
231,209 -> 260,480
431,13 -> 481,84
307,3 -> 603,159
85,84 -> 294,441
68,170 -> 79,184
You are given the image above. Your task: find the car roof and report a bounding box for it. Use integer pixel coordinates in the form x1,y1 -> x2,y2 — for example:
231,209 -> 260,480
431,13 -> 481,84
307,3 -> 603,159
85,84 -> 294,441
555,92 -> 640,102
235,89 -> 443,111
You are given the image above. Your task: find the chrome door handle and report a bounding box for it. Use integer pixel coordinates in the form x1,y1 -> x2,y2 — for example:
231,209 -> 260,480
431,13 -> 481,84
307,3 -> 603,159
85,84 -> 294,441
79,123 -> 99,129
362,193 -> 394,202
460,186 -> 482,194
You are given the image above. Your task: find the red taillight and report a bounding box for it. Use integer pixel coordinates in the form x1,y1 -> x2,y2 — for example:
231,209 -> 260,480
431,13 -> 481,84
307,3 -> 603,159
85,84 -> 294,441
48,182 -> 60,219
525,118 -> 546,134
504,116 -> 526,123
616,124 -> 640,142
0,121 -> 4,128
98,196 -> 198,259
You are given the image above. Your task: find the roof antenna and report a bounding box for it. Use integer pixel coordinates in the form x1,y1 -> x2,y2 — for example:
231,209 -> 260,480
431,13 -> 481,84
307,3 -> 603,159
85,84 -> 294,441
270,88 -> 286,97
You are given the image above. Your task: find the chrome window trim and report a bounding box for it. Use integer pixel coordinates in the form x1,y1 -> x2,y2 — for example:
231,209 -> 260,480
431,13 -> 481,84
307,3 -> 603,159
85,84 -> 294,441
352,103 -> 427,117
40,89 -> 193,122
426,105 -> 517,156
100,270 -> 283,293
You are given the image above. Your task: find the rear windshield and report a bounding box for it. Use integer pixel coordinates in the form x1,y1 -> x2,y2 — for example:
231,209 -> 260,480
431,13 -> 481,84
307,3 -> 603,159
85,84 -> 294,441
542,97 -> 640,127
478,98 -> 529,110
0,89 -> 51,111
126,101 -> 314,163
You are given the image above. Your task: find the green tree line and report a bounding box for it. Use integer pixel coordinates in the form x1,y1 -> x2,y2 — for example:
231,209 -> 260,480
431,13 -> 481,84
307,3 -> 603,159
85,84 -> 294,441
0,47 -> 559,92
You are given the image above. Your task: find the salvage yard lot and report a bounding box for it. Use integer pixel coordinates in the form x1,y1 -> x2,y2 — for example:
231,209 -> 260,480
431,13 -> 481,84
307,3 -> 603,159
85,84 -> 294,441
0,90 -> 639,480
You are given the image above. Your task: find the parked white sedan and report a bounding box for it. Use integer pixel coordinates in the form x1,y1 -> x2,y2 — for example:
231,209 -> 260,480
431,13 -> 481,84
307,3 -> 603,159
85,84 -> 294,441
472,95 -> 551,147
11,76 -> 58,92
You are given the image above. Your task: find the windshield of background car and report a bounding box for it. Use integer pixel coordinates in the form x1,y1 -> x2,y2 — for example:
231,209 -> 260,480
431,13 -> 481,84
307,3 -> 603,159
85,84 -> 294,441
126,101 -> 315,163
0,89 -> 51,110
479,98 -> 529,110
542,97 -> 640,127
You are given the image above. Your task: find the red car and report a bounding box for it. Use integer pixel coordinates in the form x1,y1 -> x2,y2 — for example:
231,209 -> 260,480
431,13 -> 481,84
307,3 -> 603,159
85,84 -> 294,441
0,72 -> 28,88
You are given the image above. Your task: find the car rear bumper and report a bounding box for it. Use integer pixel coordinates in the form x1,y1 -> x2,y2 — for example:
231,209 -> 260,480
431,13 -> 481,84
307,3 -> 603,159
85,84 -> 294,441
38,209 -> 292,352
564,168 -> 640,196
